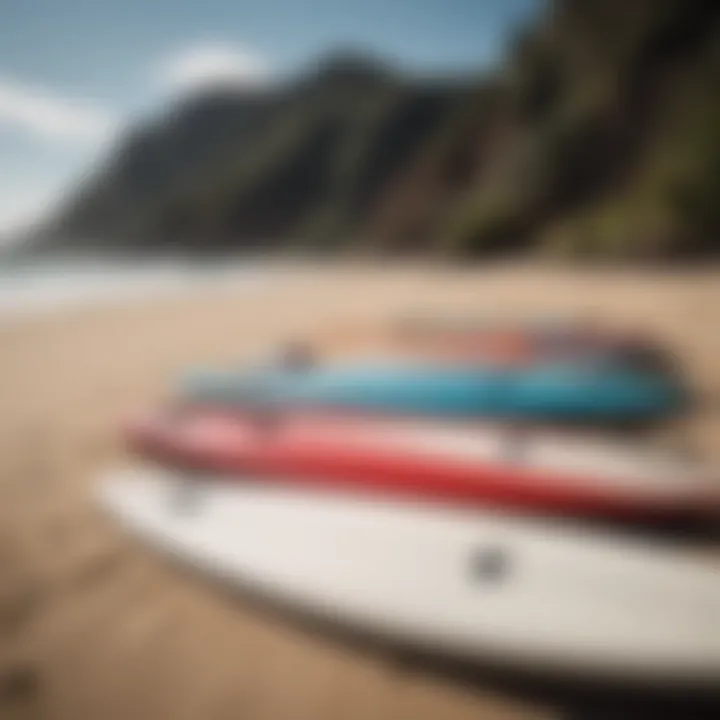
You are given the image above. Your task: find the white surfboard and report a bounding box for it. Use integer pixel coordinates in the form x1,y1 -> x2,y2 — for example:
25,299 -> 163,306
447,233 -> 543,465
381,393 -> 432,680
98,466 -> 720,689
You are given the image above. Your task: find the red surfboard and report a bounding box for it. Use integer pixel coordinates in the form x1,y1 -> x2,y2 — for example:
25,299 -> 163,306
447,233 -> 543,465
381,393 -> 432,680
125,407 -> 716,520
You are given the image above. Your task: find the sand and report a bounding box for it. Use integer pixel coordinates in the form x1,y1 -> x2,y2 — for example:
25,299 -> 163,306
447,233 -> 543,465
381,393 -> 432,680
0,262 -> 718,720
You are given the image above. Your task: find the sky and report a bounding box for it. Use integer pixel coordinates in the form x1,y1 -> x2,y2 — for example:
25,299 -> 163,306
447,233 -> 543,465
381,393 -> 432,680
0,0 -> 540,239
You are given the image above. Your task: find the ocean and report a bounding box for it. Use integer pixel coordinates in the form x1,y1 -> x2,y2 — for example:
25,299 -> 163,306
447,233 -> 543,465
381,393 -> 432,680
0,256 -> 264,316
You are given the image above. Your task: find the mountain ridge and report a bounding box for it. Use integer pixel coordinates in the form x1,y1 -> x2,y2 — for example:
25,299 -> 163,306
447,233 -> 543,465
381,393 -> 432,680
30,0 -> 720,259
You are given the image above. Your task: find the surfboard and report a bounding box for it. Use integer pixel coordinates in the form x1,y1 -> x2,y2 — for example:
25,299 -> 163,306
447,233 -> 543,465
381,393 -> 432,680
98,466 -> 720,689
126,409 -> 717,520
180,360 -> 687,422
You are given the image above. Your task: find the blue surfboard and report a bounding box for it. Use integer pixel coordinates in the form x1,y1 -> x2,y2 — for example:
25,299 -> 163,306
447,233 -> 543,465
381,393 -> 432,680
179,359 -> 687,422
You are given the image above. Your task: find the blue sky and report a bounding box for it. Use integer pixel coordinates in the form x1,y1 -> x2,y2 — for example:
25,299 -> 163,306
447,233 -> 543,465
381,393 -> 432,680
0,0 -> 540,237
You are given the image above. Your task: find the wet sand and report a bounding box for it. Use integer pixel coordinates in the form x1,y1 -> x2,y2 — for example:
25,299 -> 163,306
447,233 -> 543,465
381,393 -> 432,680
0,263 -> 718,720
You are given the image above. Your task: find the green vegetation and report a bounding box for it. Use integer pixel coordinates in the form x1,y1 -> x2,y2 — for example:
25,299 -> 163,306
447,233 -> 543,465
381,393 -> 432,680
33,1 -> 720,260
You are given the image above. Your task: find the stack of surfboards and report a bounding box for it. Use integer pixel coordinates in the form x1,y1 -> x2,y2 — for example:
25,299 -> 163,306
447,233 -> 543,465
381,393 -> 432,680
98,317 -> 720,692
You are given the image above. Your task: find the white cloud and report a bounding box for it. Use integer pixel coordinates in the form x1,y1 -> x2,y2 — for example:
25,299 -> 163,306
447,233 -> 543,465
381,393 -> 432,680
157,42 -> 270,94
0,76 -> 117,144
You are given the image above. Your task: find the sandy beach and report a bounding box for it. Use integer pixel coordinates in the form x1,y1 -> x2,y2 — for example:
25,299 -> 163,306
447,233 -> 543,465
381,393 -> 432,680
1,262 -> 719,720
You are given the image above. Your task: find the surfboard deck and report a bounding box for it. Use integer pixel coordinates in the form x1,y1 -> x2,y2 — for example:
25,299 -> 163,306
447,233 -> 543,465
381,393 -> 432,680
98,465 -> 720,690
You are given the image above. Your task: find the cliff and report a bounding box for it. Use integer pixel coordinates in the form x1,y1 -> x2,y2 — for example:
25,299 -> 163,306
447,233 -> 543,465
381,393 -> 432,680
36,1 -> 720,259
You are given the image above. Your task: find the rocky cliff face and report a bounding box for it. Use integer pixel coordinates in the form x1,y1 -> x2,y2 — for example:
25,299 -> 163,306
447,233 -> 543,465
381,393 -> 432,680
37,1 -> 720,259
